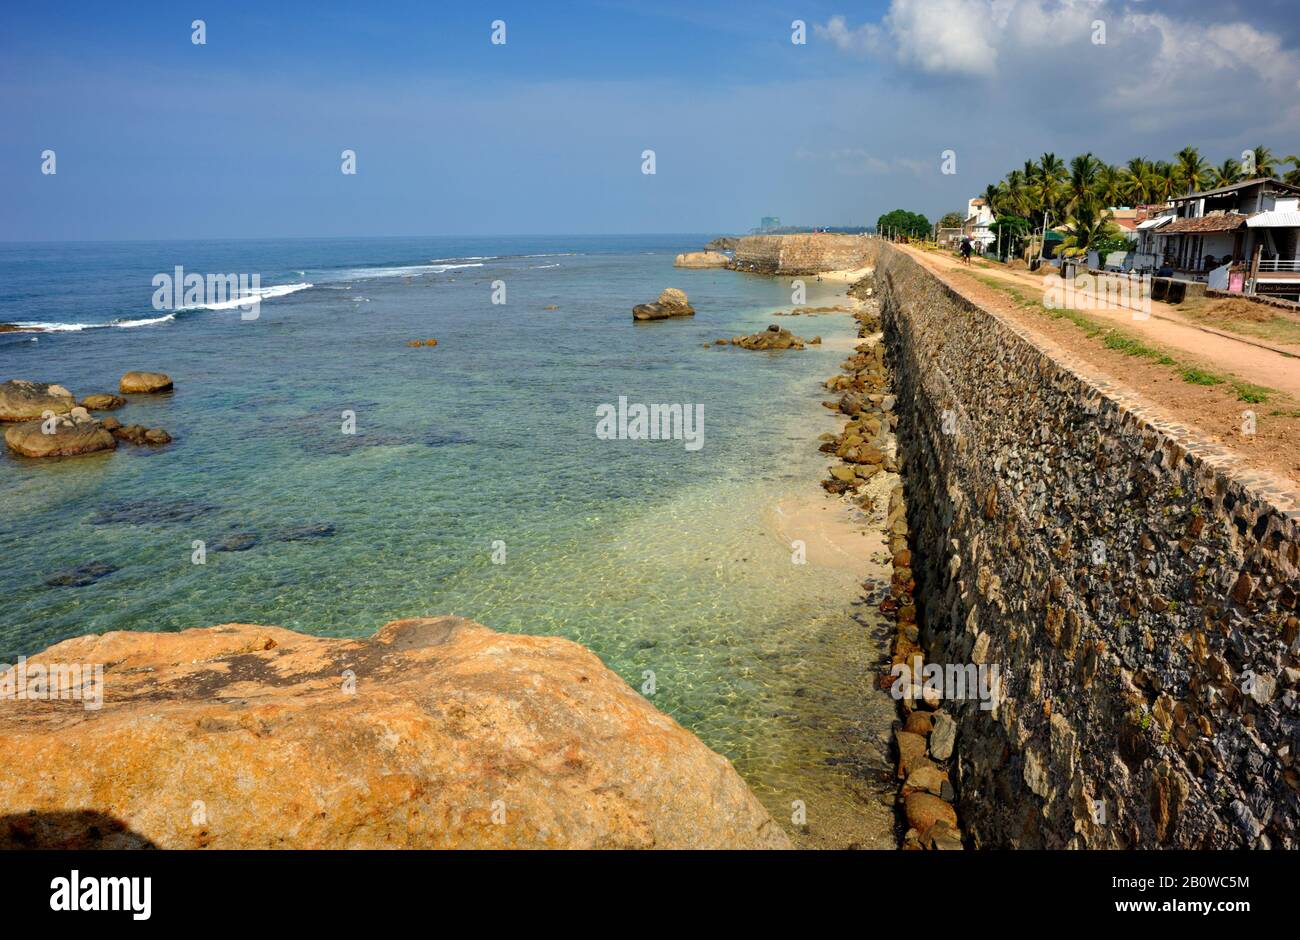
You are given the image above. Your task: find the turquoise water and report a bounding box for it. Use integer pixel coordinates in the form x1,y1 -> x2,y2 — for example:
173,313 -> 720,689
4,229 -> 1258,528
0,236 -> 892,844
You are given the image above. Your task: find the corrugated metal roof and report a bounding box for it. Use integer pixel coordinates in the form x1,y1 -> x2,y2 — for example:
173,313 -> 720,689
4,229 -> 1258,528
1247,210 -> 1300,228
1137,216 -> 1172,229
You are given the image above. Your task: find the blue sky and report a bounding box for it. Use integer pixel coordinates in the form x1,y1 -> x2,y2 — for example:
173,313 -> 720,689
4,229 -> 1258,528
3,0 -> 1299,240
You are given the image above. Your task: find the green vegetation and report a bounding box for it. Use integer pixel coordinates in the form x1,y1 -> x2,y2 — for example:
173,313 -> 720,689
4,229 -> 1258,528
971,274 -> 1279,403
976,145 -> 1300,262
876,209 -> 931,240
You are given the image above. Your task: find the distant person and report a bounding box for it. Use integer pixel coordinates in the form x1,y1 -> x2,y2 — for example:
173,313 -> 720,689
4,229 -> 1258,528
960,238 -> 973,265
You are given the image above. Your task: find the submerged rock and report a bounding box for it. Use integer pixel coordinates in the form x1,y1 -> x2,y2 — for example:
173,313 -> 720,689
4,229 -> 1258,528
0,617 -> 789,849
633,288 -> 695,321
119,371 -> 173,394
80,393 -> 126,411
0,380 -> 75,422
4,413 -> 117,458
90,498 -> 220,525
44,561 -> 120,587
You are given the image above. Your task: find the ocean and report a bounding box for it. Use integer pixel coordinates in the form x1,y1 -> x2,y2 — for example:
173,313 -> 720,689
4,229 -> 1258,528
0,235 -> 892,845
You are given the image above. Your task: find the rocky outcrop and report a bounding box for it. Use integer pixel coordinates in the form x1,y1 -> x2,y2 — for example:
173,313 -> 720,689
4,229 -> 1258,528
4,409 -> 117,458
0,380 -> 75,422
0,617 -> 789,849
633,289 -> 695,321
674,251 -> 729,269
729,324 -> 814,351
119,371 -> 173,394
705,236 -> 739,251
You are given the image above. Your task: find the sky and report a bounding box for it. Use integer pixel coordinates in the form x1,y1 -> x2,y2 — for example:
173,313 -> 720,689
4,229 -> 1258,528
2,0 -> 1299,241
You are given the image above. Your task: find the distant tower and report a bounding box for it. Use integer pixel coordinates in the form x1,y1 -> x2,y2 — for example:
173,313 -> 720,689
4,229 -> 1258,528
760,216 -> 781,233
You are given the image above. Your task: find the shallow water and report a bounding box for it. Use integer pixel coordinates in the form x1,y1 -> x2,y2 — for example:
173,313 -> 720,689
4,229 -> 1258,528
0,235 -> 893,845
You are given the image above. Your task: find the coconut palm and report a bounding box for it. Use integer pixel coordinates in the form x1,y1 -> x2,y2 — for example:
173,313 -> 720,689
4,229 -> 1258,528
1124,157 -> 1154,204
1096,163 -> 1128,207
1004,168 -> 1029,217
1065,153 -> 1102,213
1249,146 -> 1279,179
1283,155 -> 1300,187
1174,146 -> 1210,194
1208,158 -> 1242,189
1060,200 -> 1121,255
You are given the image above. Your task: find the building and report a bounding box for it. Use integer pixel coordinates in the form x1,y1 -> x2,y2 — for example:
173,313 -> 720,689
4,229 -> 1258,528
1135,178 -> 1300,298
963,198 -> 996,250
759,216 -> 781,233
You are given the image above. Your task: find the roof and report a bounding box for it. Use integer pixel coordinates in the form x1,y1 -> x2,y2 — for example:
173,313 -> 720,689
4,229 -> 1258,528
1137,216 -> 1172,230
1161,213 -> 1252,234
1112,218 -> 1140,232
1171,177 -> 1300,202
1247,210 -> 1300,228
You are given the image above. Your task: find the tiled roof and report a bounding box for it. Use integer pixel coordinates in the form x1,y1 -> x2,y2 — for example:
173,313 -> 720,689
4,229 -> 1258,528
1162,213 -> 1252,234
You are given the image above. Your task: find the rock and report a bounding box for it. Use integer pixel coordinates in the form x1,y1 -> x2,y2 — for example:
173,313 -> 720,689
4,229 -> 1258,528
214,533 -> 258,552
930,712 -> 956,760
80,394 -> 126,411
895,730 -> 928,779
4,414 -> 117,458
110,424 -> 149,445
119,371 -> 173,394
674,251 -> 729,268
0,617 -> 790,849
276,523 -> 336,541
143,428 -> 172,445
101,417 -> 122,431
633,289 -> 695,321
44,562 -> 119,587
543,305 -> 560,311
0,380 -> 75,422
904,760 -> 949,797
89,498 -> 220,525
903,791 -> 958,836
732,324 -> 808,351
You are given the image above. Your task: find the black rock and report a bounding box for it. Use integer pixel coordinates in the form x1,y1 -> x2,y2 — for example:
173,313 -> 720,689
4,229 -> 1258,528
276,523 -> 336,542
214,533 -> 259,552
45,562 -> 119,587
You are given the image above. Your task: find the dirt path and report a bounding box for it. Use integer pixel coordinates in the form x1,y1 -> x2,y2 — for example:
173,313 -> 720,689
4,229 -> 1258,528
916,249 -> 1300,399
894,245 -> 1300,486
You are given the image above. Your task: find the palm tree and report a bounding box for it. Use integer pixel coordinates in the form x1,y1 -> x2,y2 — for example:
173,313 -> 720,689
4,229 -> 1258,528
1283,155 -> 1300,187
1060,200 -> 1121,255
1150,161 -> 1179,202
982,183 -> 1002,216
1096,163 -> 1128,207
1004,168 -> 1029,217
1249,146 -> 1279,179
1035,153 -> 1067,225
1065,153 -> 1102,213
1174,146 -> 1209,195
1124,157 -> 1153,204
1208,159 -> 1241,189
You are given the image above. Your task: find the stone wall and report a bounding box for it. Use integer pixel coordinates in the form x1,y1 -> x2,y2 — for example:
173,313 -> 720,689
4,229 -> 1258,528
731,234 -> 876,274
876,244 -> 1300,848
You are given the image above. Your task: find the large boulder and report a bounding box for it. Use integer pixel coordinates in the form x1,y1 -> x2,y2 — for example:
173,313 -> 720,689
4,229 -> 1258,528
0,380 -> 75,422
0,617 -> 789,849
674,251 -> 729,269
4,410 -> 117,458
633,289 -> 695,321
119,371 -> 173,394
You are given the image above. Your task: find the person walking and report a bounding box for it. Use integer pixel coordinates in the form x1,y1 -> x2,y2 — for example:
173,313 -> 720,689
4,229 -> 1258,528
960,237 -> 973,265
